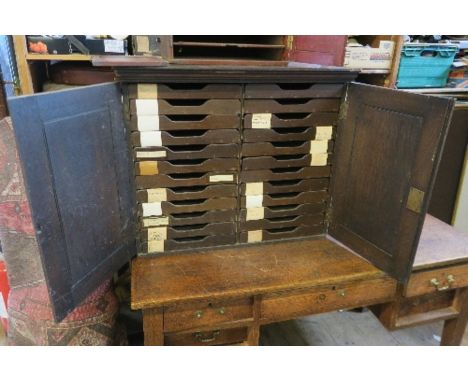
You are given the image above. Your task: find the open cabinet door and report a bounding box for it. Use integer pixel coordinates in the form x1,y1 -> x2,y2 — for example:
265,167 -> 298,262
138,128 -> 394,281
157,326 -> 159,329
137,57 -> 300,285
8,83 -> 136,321
329,83 -> 454,282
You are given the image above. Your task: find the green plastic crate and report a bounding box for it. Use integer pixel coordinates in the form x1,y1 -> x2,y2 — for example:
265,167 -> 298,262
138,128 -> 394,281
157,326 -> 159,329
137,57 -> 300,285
396,43 -> 458,88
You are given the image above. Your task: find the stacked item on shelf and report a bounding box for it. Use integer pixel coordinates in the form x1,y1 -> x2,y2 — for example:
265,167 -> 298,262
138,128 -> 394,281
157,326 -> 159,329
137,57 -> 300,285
124,83 -> 242,254
239,83 -> 342,243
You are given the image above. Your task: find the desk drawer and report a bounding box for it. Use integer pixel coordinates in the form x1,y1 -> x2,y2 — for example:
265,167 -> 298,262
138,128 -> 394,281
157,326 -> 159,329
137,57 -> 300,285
261,277 -> 396,323
165,327 -> 247,346
164,298 -> 253,332
405,263 -> 468,297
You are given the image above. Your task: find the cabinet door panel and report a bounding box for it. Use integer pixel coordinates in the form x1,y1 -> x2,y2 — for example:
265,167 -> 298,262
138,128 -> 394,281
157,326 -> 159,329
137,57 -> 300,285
329,83 -> 454,282
8,83 -> 136,321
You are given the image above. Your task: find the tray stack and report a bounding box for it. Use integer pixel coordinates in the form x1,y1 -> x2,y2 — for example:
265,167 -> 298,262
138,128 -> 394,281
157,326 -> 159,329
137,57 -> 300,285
239,83 -> 343,244
126,83 -> 242,254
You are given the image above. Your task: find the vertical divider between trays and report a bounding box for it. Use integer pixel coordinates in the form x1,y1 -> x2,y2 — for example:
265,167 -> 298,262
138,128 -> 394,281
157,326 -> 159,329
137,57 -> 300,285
236,84 -> 246,245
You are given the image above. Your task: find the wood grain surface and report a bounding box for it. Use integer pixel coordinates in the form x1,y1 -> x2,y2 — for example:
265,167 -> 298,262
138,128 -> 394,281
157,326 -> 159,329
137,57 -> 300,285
132,237 -> 392,310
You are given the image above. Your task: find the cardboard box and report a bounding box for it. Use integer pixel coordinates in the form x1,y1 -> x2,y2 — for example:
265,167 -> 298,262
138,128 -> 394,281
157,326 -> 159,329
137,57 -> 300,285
344,40 -> 395,70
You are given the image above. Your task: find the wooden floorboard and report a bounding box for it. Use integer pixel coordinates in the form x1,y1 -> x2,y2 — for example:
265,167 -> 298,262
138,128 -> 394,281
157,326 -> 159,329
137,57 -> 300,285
260,309 -> 468,346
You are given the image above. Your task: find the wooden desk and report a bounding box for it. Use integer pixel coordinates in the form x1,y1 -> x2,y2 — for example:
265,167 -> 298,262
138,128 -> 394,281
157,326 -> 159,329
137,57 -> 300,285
132,238 -> 396,345
372,215 -> 468,345
132,215 -> 468,346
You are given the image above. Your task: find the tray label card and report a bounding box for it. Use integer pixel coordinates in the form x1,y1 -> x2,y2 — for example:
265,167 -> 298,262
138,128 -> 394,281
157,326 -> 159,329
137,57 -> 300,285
137,115 -> 160,131
310,153 -> 328,166
147,188 -> 167,202
142,216 -> 169,227
309,140 -> 328,154
142,202 -> 162,217
246,195 -> 263,208
136,150 -> 166,159
147,240 -> 165,253
252,113 -> 272,129
138,161 -> 158,175
248,230 -> 263,243
137,84 -> 158,99
245,182 -> 263,195
136,99 -> 159,115
246,207 -> 265,221
140,131 -> 162,147
147,227 -> 168,241
210,174 -> 234,183
315,125 -> 333,140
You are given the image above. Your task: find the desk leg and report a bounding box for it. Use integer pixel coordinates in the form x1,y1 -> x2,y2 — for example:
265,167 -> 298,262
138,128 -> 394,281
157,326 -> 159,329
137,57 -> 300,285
246,295 -> 262,346
441,288 -> 468,346
143,308 -> 164,346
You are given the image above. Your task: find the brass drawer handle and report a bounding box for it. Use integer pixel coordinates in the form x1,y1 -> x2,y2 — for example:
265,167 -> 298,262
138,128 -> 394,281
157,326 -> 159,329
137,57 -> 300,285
194,310 -> 203,319
430,275 -> 455,292
194,330 -> 220,343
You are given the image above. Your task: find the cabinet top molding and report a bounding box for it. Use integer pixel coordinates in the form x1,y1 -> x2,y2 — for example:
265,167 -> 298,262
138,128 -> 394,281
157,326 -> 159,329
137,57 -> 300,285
115,64 -> 359,83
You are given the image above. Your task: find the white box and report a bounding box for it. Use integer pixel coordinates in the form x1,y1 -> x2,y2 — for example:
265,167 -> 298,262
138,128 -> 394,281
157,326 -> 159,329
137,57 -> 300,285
344,41 -> 395,70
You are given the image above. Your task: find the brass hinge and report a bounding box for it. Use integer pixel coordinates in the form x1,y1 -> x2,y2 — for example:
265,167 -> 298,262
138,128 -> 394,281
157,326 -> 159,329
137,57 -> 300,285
406,187 -> 425,214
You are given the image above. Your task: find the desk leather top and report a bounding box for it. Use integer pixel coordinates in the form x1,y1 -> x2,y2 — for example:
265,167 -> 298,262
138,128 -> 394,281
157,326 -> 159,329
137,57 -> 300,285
131,237 -> 389,309
414,215 -> 468,271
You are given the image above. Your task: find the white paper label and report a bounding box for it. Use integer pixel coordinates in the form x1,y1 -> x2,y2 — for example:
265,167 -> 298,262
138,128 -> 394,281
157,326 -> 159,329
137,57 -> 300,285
142,216 -> 169,227
147,240 -> 165,252
310,153 -> 328,166
147,226 -> 168,241
309,140 -> 328,154
147,188 -> 167,202
252,113 -> 272,129
136,150 -> 166,159
104,39 -> 124,53
142,202 -> 162,217
137,84 -> 158,99
140,131 -> 162,147
246,207 -> 264,221
245,182 -> 263,195
246,195 -> 263,208
315,125 -> 333,140
135,99 -> 159,115
210,174 -> 234,182
137,115 -> 160,131
248,230 -> 263,243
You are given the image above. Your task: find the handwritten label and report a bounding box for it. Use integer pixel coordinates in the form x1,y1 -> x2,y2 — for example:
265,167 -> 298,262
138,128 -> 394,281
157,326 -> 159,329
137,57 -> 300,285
142,202 -> 162,217
245,182 -> 263,195
310,153 -> 328,166
147,227 -> 168,241
246,195 -> 263,208
246,207 -> 264,221
135,99 -> 159,115
315,125 -> 333,140
309,140 -> 328,154
135,150 -> 166,159
147,188 -> 167,202
248,230 -> 263,243
142,216 -> 169,227
137,115 -> 160,131
210,174 -> 234,182
252,113 -> 272,129
137,83 -> 158,99
140,131 -> 162,147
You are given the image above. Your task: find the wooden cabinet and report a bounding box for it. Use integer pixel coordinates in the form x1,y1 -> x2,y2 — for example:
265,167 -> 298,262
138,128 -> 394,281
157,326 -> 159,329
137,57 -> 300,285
6,65 -> 456,331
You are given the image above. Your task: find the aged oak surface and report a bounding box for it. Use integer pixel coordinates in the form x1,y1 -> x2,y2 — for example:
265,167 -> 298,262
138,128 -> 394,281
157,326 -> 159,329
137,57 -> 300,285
131,237 -> 393,310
